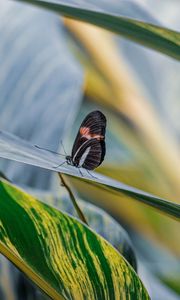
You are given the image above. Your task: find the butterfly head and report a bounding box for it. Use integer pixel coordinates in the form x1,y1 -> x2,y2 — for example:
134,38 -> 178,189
66,155 -> 74,166
66,155 -> 79,167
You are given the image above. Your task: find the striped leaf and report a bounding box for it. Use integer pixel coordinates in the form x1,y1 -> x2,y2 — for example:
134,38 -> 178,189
17,0 -> 180,60
33,188 -> 137,271
0,130 -> 179,221
0,179 -> 150,299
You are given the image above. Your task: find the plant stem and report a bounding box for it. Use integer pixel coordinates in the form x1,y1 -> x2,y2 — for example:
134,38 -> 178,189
58,173 -> 88,225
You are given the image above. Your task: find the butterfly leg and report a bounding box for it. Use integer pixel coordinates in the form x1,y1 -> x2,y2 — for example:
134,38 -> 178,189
53,161 -> 66,169
86,169 -> 98,179
78,168 -> 84,177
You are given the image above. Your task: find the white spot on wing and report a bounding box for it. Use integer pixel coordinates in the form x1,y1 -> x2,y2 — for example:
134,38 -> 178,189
79,147 -> 91,167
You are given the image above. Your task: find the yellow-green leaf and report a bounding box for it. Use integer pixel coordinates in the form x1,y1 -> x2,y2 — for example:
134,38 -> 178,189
0,179 -> 150,299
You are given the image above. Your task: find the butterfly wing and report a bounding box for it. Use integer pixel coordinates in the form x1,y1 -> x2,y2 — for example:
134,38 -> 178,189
71,110 -> 106,170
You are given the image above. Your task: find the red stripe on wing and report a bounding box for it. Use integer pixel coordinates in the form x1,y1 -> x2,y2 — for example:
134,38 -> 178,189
80,126 -> 104,140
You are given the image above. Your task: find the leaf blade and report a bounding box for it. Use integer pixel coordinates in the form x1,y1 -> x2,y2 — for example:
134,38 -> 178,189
0,179 -> 150,299
17,0 -> 180,59
0,130 -> 179,221
33,188 -> 137,271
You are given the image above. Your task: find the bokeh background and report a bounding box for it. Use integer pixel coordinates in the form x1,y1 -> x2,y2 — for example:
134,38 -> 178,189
0,0 -> 179,299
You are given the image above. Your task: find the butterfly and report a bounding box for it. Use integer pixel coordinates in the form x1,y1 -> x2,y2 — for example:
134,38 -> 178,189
35,110 -> 106,175
66,110 -> 106,171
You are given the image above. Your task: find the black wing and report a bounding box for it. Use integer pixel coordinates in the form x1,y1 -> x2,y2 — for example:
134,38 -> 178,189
71,110 -> 106,170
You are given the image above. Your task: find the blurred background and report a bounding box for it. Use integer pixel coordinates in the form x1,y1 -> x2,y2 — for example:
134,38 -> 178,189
0,0 -> 179,299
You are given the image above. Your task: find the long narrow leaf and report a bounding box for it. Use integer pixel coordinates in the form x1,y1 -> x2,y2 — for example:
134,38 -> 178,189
32,188 -> 137,270
17,0 -> 180,60
0,130 -> 179,220
0,179 -> 150,299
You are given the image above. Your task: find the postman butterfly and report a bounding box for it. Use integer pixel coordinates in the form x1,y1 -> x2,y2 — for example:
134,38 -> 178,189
35,110 -> 106,175
65,110 -> 106,171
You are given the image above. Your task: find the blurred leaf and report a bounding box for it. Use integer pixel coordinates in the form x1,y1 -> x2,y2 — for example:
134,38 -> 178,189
18,0 -> 180,59
161,277 -> 180,296
0,1 -> 83,188
0,179 -> 150,300
0,130 -> 179,220
137,240 -> 180,298
138,262 -> 180,300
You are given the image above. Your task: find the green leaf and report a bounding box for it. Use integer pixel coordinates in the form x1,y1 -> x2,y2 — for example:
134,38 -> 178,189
33,189 -> 137,271
0,179 -> 150,299
17,0 -> 180,60
0,130 -> 179,221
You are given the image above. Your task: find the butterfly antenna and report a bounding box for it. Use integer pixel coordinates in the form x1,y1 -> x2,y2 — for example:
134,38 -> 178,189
60,140 -> 67,156
34,145 -> 66,157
